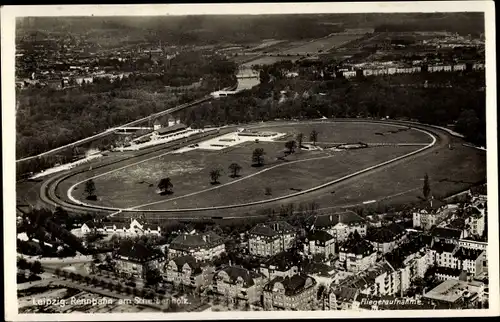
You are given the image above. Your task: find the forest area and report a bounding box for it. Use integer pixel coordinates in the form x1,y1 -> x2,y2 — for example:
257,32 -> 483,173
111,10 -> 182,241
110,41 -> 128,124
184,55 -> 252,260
180,65 -> 486,146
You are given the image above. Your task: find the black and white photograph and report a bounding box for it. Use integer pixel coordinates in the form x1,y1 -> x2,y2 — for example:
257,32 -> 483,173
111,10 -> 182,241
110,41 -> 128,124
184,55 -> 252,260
2,2 -> 498,320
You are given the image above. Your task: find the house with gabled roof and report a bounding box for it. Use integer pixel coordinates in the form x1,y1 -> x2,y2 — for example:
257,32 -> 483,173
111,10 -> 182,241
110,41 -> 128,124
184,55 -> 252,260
79,218 -> 161,237
304,230 -> 336,258
248,221 -> 296,257
169,231 -> 225,261
259,251 -> 300,280
366,223 -> 407,254
212,265 -> 267,304
337,233 -> 377,273
263,274 -> 317,310
412,199 -> 450,230
164,255 -> 215,289
114,241 -> 165,279
309,211 -> 367,243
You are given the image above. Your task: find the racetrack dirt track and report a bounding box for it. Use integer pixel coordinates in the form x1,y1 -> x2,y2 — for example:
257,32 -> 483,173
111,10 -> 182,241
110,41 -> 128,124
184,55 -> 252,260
31,119 -> 486,220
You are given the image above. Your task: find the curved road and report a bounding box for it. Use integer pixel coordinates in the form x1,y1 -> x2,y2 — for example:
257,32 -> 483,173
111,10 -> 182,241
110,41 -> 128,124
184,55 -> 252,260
34,119 -> 464,220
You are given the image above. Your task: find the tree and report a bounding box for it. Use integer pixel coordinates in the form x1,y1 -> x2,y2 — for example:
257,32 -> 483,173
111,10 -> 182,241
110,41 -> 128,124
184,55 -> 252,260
423,173 -> 431,200
252,148 -> 266,167
158,177 -> 173,194
285,140 -> 297,154
145,268 -> 162,286
84,179 -> 96,200
30,261 -> 44,274
265,187 -> 272,196
210,168 -> 222,184
310,130 -> 319,146
17,257 -> 29,270
228,163 -> 242,178
317,284 -> 326,300
296,133 -> 304,149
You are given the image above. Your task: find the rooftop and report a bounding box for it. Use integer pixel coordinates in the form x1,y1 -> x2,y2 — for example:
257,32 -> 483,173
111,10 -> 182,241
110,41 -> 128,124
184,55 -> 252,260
435,266 -> 463,277
312,210 -> 365,229
453,247 -> 484,261
262,251 -> 300,271
116,241 -> 164,263
155,123 -> 187,135
307,230 -> 334,243
218,265 -> 262,287
424,280 -> 482,303
169,255 -> 203,274
432,227 -> 463,240
430,241 -> 457,254
249,221 -> 296,238
170,231 -> 224,251
264,274 -> 316,296
339,234 -> 375,256
366,223 -> 406,243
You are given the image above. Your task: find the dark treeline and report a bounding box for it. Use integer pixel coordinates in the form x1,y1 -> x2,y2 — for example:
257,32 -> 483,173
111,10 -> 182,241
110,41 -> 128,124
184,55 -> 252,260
16,52 -> 237,161
181,67 -> 485,145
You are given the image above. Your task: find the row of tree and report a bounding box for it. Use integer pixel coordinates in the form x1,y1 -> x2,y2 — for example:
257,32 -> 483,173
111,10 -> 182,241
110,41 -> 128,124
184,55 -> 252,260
181,69 -> 485,146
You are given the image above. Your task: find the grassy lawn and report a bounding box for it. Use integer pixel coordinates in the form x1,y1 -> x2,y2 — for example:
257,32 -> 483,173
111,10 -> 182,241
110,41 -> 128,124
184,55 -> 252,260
283,139 -> 487,210
75,141 -> 327,208
82,144 -> 418,209
54,122 -> 485,217
282,34 -> 363,54
251,122 -> 433,144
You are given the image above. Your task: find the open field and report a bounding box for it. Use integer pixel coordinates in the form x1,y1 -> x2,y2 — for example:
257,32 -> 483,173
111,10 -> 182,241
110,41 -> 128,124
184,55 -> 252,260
281,34 -> 364,55
42,120 -> 486,219
140,145 -> 419,210
67,121 -> 430,209
253,121 -> 433,144
74,141 -> 328,209
297,137 -> 487,209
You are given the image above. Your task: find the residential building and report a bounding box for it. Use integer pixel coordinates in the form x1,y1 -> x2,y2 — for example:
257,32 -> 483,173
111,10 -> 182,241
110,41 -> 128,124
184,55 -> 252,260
435,267 -> 463,281
114,242 -> 165,279
464,206 -> 486,237
458,238 -> 487,251
259,252 -> 300,280
79,219 -> 161,237
412,200 -> 449,230
431,227 -> 465,244
428,242 -> 486,277
263,274 -> 317,311
248,221 -> 296,257
164,255 -> 215,289
169,231 -> 225,261
428,242 -> 458,268
325,286 -> 360,310
304,230 -> 335,258
337,235 -> 377,273
453,247 -> 486,277
212,266 -> 267,304
310,211 -> 367,243
366,223 -> 407,253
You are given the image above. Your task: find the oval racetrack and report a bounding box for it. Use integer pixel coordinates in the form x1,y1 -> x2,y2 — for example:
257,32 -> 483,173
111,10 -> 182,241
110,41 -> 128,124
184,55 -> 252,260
38,119 -> 481,219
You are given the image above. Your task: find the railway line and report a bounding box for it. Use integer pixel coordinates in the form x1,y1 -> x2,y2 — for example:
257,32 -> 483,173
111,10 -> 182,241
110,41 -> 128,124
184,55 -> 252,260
34,118 -> 470,220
